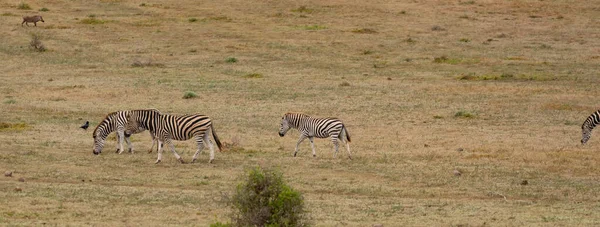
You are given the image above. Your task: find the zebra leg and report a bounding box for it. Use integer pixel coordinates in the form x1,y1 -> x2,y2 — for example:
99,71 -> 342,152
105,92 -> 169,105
345,142 -> 352,160
294,135 -> 307,157
309,137 -> 316,158
205,133 -> 216,163
116,131 -> 125,154
331,137 -> 339,158
148,134 -> 156,153
191,138 -> 205,163
155,141 -> 163,164
125,135 -> 133,153
166,140 -> 184,164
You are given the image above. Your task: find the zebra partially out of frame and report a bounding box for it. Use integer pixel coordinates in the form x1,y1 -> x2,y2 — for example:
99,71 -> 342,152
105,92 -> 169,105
278,112 -> 352,159
124,111 -> 223,164
92,109 -> 159,155
581,110 -> 600,145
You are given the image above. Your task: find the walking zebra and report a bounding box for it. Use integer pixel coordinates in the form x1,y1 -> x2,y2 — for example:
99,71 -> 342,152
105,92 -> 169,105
92,109 -> 159,155
278,113 -> 352,159
581,110 -> 600,145
124,111 -> 223,164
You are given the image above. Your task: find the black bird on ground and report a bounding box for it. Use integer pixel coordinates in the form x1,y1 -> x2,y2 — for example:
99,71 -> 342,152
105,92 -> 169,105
80,121 -> 89,130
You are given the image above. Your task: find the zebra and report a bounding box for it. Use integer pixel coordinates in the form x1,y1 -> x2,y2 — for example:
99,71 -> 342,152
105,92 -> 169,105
581,110 -> 600,145
92,109 -> 159,155
22,15 -> 44,26
124,111 -> 223,164
278,112 -> 352,159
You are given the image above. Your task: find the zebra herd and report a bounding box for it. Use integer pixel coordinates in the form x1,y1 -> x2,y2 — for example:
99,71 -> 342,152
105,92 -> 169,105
91,109 -> 352,163
92,108 -> 600,164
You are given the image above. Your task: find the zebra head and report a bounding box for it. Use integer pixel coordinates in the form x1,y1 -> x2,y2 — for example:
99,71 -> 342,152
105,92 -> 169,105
92,124 -> 107,155
279,116 -> 291,137
124,112 -> 139,137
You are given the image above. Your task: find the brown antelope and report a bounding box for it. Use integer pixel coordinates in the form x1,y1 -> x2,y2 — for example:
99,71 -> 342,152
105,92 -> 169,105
22,15 -> 44,26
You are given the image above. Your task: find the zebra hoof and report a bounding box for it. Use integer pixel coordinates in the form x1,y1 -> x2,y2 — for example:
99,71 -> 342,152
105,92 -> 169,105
155,160 -> 161,164
178,158 -> 185,164
128,149 -> 133,153
115,149 -> 120,153
209,159 -> 214,164
313,154 -> 316,158
293,153 -> 297,157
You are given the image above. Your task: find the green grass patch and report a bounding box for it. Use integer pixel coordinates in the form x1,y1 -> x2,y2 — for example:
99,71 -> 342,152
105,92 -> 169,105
183,91 -> 198,99
454,110 -> 475,118
0,122 -> 30,131
4,99 -> 16,104
188,18 -> 198,22
225,57 -> 238,63
39,7 -> 49,12
2,13 -> 16,16
243,73 -> 263,79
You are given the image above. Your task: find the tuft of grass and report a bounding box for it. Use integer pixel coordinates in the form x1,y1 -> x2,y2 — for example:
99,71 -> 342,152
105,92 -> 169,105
459,38 -> 471,43
139,3 -> 147,6
0,122 -> 30,131
291,6 -> 313,13
182,91 -> 198,99
201,16 -> 232,22
17,2 -> 31,10
2,13 -> 16,16
339,81 -> 351,87
4,99 -> 16,104
459,0 -> 476,5
225,57 -> 238,63
188,18 -> 198,22
352,28 -> 377,34
361,50 -> 373,55
405,37 -> 416,43
39,7 -> 49,12
29,33 -> 46,52
431,25 -> 446,31
454,110 -> 475,118
243,73 -> 263,79
209,222 -> 232,227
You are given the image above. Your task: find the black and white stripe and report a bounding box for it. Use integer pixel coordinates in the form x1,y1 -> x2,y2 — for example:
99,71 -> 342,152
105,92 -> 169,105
125,111 -> 223,164
279,112 -> 352,159
582,110 -> 600,145
92,109 -> 159,155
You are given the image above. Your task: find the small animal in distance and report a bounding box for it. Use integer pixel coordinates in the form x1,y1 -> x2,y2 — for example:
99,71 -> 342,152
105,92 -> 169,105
22,15 -> 44,27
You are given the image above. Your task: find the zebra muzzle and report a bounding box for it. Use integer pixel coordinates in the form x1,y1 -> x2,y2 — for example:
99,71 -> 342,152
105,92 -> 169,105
278,132 -> 284,137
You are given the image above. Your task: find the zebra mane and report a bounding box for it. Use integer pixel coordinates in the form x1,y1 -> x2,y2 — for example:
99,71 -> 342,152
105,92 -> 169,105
583,110 -> 600,131
92,111 -> 120,137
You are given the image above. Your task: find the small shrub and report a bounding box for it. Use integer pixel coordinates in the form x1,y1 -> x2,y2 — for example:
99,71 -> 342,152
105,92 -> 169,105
455,110 -> 475,118
459,38 -> 470,43
29,33 -> 46,52
431,25 -> 445,31
188,18 -> 198,22
243,73 -> 263,79
139,3 -> 147,6
183,91 -> 198,99
399,10 -> 407,14
361,50 -> 373,55
339,81 -> 350,87
433,56 -> 449,63
225,57 -> 238,63
39,7 -> 49,12
405,37 -> 416,43
231,167 -> 308,227
209,222 -> 232,227
18,2 -> 31,10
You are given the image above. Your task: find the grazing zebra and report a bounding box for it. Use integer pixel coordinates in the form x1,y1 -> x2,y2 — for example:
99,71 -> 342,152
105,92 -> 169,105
581,110 -> 600,145
22,15 -> 44,26
92,109 -> 159,155
278,112 -> 352,159
124,111 -> 223,164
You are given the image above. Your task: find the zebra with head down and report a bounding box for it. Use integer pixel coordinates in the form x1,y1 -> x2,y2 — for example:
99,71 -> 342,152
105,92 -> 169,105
92,109 -> 159,155
124,110 -> 223,164
278,112 -> 352,159
581,110 -> 600,145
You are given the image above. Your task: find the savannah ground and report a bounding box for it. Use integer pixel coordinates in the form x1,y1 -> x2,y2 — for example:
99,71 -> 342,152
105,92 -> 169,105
1,0 -> 600,226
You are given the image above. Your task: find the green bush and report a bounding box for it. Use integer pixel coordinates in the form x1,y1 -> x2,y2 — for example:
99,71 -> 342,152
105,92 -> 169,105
39,7 -> 49,12
18,2 -> 31,10
231,167 -> 308,227
225,57 -> 238,63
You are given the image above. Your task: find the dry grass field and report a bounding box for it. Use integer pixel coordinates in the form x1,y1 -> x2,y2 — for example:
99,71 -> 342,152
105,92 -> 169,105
1,0 -> 600,226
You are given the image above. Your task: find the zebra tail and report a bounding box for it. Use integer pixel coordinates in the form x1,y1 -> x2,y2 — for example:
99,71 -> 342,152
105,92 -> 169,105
344,126 -> 351,143
211,124 -> 223,152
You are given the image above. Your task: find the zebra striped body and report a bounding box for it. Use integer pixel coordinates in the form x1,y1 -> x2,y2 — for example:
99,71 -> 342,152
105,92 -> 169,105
582,110 -> 600,145
279,113 -> 352,159
124,111 -> 223,164
92,109 -> 159,155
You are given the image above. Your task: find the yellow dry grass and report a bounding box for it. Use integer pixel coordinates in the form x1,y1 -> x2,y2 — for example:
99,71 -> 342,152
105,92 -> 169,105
1,0 -> 600,226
